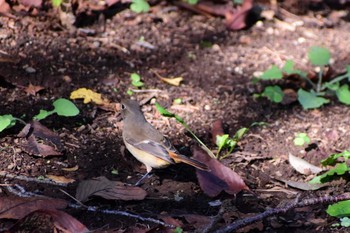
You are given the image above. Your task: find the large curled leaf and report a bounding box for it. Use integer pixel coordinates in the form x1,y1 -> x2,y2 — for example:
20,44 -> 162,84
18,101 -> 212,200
336,84 -> 350,105
262,85 -> 284,103
321,150 -> 350,166
308,46 -> 331,66
53,98 -> 79,117
297,89 -> 329,109
309,162 -> 349,184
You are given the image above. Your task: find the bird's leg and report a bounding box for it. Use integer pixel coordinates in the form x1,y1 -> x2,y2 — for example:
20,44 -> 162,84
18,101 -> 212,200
135,171 -> 152,186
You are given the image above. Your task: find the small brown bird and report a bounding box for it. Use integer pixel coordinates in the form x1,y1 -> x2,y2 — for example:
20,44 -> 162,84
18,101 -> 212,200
121,99 -> 209,185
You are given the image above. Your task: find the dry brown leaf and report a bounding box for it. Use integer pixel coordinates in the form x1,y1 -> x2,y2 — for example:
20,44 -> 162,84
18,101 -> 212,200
0,196 -> 67,219
288,153 -> 322,175
193,147 -> 248,197
46,175 -> 75,184
76,176 -> 147,202
24,83 -> 45,96
62,165 -> 79,172
18,121 -> 63,157
10,209 -> 89,233
225,0 -> 253,30
160,77 -> 183,86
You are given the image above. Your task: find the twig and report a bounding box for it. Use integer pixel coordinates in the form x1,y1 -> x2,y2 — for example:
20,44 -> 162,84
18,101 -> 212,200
130,89 -> 164,93
0,171 -> 67,187
68,203 -> 175,228
214,193 -> 350,233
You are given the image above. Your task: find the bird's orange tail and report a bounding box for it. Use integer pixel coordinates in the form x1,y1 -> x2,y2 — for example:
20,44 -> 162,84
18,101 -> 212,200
168,151 -> 210,171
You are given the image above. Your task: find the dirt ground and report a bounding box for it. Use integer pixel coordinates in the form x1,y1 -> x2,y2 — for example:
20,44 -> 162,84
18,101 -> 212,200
1,0 -> 350,232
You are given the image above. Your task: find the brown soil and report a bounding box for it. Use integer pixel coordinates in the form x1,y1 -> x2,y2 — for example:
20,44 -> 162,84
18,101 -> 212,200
1,1 -> 350,232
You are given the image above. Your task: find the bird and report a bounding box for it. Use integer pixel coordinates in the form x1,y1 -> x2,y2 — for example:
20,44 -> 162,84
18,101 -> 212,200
120,99 -> 210,185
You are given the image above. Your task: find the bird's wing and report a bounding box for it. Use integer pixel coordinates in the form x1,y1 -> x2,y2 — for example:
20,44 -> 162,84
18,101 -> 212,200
125,137 -> 175,164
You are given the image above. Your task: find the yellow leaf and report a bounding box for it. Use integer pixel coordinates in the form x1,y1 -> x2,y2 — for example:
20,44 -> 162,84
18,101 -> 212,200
160,77 -> 183,86
46,175 -> 75,184
70,88 -> 106,105
62,165 -> 79,172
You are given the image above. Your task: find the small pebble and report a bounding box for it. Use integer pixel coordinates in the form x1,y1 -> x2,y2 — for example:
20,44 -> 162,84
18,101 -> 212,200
25,67 -> 36,73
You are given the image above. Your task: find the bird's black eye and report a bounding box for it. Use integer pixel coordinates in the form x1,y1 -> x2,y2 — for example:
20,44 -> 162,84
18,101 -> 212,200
121,104 -> 126,110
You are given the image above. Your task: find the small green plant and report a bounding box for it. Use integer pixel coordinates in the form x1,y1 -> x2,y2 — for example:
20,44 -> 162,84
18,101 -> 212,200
173,227 -> 183,233
0,98 -> 79,133
255,46 -> 350,109
216,127 -> 248,159
309,150 -> 350,226
51,0 -> 63,7
155,103 -> 216,158
127,73 -> 144,95
293,133 -> 311,146
130,0 -> 150,13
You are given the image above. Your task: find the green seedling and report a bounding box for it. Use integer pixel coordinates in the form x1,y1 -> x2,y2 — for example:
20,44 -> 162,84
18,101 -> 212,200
173,98 -> 182,104
34,98 -> 79,120
308,150 -> 350,224
130,0 -> 150,13
51,0 -> 63,7
173,227 -> 183,233
187,0 -> 198,4
293,133 -> 311,146
155,103 -> 216,158
216,127 -> 248,159
309,150 -> 350,184
332,217 -> 350,227
0,98 -> 79,133
130,73 -> 144,87
255,46 -> 350,109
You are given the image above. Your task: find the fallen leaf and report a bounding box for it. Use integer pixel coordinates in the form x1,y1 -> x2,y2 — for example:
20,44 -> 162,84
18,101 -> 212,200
18,121 -> 63,157
70,88 -> 107,105
0,196 -> 67,219
76,176 -> 147,202
20,134 -> 61,157
160,77 -> 183,86
275,177 -> 327,191
62,165 -> 79,172
288,153 -> 322,175
46,175 -> 75,184
10,209 -> 89,233
193,147 -> 248,197
24,83 -> 45,96
151,69 -> 183,86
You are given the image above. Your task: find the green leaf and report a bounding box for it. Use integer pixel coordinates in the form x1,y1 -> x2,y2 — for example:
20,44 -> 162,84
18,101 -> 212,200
340,217 -> 350,227
0,114 -> 16,132
173,227 -> 183,233
187,0 -> 198,3
51,0 -> 62,7
216,134 -> 229,149
262,85 -> 284,103
33,110 -> 50,121
233,127 -> 248,141
130,0 -> 150,13
327,200 -> 350,217
310,163 -> 349,184
308,46 -> 331,66
130,73 -> 144,87
297,89 -> 329,109
173,98 -> 182,104
321,151 -> 350,166
127,90 -> 133,95
293,133 -> 311,146
260,65 -> 283,80
346,65 -> 350,81
155,103 -> 175,118
53,98 -> 80,117
336,84 -> 350,105
324,81 -> 340,91
282,60 -> 295,75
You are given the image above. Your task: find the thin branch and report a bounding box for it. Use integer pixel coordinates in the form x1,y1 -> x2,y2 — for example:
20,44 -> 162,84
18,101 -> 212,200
0,171 -> 67,187
68,203 -> 175,228
214,193 -> 350,233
